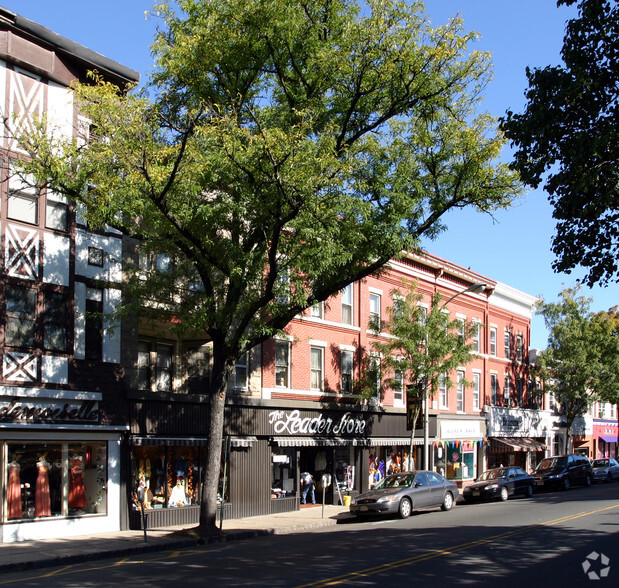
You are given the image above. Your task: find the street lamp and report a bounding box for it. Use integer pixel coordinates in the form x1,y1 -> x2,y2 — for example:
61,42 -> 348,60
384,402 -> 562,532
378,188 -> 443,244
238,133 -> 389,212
421,282 -> 488,470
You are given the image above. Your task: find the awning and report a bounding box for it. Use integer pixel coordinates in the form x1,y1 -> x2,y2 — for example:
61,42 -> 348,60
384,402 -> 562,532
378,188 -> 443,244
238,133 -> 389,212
599,435 -> 618,444
370,438 -> 424,447
230,436 -> 257,448
271,437 -> 371,447
490,437 -> 546,453
130,436 -> 209,446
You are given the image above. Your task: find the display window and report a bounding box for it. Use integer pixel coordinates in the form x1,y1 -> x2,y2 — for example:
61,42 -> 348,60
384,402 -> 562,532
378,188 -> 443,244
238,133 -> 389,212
131,444 -> 227,510
434,441 -> 477,480
271,448 -> 297,498
369,446 -> 414,488
3,441 -> 107,521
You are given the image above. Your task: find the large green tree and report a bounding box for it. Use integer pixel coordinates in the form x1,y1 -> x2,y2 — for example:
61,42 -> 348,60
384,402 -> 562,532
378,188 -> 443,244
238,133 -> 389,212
534,286 -> 619,453
501,0 -> 619,287
13,0 -> 520,536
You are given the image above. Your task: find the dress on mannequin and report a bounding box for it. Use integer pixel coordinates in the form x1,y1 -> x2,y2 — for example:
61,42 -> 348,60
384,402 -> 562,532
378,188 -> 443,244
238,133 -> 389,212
69,454 -> 87,509
7,456 -> 22,519
35,455 -> 51,517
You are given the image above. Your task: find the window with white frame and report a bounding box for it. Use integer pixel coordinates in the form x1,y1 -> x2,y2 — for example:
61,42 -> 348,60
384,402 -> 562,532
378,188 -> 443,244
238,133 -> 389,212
610,404 -> 617,419
275,341 -> 290,387
597,402 -> 606,419
341,284 -> 353,325
504,330 -> 511,359
516,334 -> 523,362
369,292 -> 381,331
490,327 -> 497,356
235,352 -> 248,389
439,373 -> 448,408
369,354 -> 381,400
393,368 -> 404,404
491,373 -> 498,405
275,268 -> 290,305
45,192 -> 68,232
504,375 -> 511,405
311,301 -> 324,319
457,318 -> 465,342
456,371 -> 465,412
341,350 -> 354,394
310,346 -> 324,391
137,340 -> 174,392
472,321 -> 480,352
472,372 -> 480,410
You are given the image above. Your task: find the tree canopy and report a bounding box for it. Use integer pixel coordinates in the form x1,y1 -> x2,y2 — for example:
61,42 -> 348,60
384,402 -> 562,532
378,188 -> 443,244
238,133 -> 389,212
501,0 -> 619,287
533,286 -> 619,452
13,0 -> 520,535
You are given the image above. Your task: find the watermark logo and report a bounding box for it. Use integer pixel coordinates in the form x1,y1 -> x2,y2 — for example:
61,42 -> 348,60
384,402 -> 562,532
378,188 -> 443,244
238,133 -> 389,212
582,551 -> 610,580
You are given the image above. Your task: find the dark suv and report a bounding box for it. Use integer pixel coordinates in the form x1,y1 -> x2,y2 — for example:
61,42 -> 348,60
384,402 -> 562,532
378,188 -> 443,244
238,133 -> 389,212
533,454 -> 593,490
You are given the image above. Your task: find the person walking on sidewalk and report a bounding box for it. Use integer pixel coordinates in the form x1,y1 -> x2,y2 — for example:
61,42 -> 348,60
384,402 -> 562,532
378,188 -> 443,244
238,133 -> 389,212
301,472 -> 315,504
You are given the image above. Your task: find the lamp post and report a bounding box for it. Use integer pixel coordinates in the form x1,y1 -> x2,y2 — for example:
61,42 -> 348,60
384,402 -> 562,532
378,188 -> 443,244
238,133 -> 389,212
421,282 -> 487,470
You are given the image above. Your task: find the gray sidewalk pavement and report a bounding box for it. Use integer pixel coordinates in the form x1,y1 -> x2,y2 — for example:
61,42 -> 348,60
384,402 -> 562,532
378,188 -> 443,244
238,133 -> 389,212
0,504 -> 353,574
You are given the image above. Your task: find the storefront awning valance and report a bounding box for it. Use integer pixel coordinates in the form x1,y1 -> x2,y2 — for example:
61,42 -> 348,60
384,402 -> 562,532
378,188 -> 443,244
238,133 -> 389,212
490,437 -> 546,453
599,435 -> 618,444
271,436 -> 371,447
370,438 -> 424,446
130,436 -> 209,446
230,436 -> 257,448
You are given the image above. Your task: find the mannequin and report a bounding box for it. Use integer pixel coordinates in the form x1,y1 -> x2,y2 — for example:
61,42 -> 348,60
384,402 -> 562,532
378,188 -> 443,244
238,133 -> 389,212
169,479 -> 188,506
7,454 -> 22,519
35,453 -> 51,517
69,452 -> 87,509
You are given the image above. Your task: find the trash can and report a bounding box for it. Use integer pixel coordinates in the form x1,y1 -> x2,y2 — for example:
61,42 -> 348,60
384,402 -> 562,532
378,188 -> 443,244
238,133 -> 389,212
343,495 -> 351,507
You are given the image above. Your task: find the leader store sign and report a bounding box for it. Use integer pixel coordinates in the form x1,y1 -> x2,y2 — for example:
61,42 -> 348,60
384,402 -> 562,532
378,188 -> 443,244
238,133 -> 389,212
268,409 -> 367,436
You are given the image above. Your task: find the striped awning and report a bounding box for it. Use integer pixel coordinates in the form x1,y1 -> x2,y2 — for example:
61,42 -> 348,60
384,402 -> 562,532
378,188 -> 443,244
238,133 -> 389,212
271,436 -> 371,447
130,436 -> 209,446
230,436 -> 257,448
489,437 -> 546,453
370,438 -> 424,447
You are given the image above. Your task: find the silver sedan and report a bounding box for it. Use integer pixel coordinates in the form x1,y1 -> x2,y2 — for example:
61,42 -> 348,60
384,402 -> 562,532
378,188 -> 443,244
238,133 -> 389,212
350,470 -> 459,519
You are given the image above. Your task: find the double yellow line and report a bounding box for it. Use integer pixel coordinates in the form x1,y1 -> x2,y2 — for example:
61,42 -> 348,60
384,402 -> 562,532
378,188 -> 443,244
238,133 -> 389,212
298,503 -> 619,587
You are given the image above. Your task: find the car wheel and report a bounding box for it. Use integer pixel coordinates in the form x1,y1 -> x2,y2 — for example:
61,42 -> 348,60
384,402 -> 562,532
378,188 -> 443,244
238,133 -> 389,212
441,492 -> 454,511
562,477 -> 571,491
584,475 -> 592,487
525,484 -> 534,498
499,487 -> 509,501
398,497 -> 412,519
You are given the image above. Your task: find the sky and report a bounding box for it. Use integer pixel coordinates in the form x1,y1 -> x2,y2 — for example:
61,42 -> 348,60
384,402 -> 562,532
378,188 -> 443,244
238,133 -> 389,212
2,0 -> 616,349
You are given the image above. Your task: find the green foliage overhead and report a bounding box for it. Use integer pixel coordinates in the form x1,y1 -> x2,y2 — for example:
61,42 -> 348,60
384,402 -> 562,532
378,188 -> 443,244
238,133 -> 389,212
501,0 -> 619,287
534,285 -> 619,449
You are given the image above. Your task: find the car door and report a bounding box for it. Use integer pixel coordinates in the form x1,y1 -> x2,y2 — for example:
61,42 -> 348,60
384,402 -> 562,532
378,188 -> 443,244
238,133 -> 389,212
426,471 -> 449,507
610,459 -> 619,480
509,467 -> 524,494
412,472 -> 431,508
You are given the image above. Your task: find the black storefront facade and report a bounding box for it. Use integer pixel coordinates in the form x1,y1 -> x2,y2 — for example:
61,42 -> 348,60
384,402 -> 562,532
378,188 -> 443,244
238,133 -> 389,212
127,396 -> 424,529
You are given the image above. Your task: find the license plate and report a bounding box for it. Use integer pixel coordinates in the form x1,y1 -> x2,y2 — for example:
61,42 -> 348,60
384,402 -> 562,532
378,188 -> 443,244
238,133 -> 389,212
472,490 -> 480,496
360,506 -> 368,512
536,481 -> 543,486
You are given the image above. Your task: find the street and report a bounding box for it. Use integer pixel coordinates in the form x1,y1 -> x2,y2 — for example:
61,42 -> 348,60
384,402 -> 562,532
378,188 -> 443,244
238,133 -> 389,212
2,482 -> 618,587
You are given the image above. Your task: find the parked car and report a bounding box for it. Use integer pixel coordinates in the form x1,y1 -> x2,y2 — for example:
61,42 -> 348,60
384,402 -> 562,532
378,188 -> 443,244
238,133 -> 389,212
533,454 -> 593,490
350,471 -> 459,519
462,466 -> 535,502
590,458 -> 619,483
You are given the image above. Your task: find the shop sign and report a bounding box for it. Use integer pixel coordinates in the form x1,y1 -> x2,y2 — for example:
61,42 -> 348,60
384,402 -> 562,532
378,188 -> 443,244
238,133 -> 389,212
486,406 -> 546,436
439,420 -> 482,439
0,397 -> 100,423
268,409 -> 367,436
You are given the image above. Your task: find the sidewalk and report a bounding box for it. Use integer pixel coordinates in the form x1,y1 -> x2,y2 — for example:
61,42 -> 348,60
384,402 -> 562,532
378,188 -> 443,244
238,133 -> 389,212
0,504 -> 353,574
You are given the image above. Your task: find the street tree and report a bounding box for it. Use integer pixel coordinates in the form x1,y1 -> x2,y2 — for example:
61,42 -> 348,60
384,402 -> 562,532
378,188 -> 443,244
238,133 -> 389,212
534,286 -> 619,453
12,0 -> 521,536
501,0 -> 619,287
370,280 -> 478,463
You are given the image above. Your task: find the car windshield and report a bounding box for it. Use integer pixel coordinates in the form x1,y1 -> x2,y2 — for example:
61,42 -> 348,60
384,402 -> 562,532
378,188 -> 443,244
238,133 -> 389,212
592,459 -> 609,468
374,473 -> 415,489
477,469 -> 507,481
536,457 -> 567,470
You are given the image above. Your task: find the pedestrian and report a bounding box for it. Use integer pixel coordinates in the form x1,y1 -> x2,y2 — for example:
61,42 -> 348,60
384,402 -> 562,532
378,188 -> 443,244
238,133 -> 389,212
300,471 -> 315,504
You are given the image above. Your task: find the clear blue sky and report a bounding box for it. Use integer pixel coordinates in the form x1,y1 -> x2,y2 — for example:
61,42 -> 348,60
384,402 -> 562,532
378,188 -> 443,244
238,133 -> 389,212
3,0 -> 617,349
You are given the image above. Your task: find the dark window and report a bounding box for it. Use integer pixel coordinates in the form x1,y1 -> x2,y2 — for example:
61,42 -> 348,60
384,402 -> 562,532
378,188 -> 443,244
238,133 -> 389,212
88,247 -> 104,267
43,291 -> 67,351
5,284 -> 36,347
85,297 -> 103,360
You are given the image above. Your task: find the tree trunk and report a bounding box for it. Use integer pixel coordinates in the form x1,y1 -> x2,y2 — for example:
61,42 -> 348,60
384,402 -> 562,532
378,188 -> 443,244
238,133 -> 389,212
197,348 -> 232,537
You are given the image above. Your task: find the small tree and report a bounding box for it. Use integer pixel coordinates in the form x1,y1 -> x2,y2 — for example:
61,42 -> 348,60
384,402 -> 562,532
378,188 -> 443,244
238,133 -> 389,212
11,0 -> 520,536
535,286 -> 619,453
371,280 -> 478,466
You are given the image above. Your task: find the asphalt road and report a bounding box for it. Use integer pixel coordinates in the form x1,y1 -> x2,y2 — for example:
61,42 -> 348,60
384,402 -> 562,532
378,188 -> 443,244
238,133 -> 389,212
3,481 -> 619,587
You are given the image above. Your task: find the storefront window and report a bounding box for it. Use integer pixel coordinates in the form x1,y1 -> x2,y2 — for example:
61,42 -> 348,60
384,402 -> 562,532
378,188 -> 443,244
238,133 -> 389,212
434,441 -> 477,480
131,444 -> 226,510
4,441 -> 107,521
369,446 -> 414,488
271,448 -> 297,498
